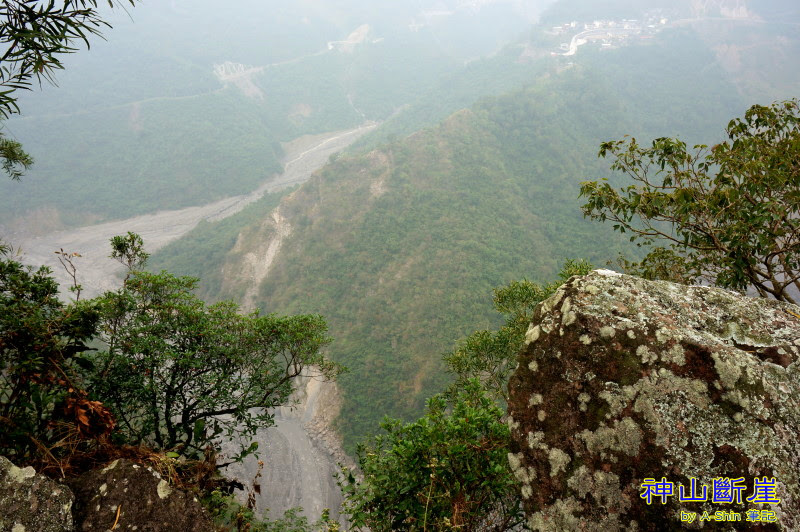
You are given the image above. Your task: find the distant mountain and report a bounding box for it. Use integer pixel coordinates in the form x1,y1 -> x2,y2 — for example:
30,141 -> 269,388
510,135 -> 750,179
0,1 -> 553,231
152,26 -> 752,450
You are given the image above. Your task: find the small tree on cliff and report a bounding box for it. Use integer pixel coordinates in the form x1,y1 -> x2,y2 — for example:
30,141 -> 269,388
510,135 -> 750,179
444,259 -> 593,402
340,380 -> 525,532
580,99 -> 800,304
93,234 -> 341,460
0,246 -> 109,463
1,233 -> 341,466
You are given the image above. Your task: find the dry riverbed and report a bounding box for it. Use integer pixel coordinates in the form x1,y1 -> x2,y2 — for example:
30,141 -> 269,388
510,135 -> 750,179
9,122 -> 375,525
12,122 -> 376,297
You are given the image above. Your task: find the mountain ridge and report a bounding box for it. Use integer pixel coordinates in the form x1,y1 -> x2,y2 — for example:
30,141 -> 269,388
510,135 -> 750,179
153,34 -> 749,448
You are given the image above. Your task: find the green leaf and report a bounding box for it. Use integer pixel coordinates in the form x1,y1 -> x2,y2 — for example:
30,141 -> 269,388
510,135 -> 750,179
71,356 -> 95,371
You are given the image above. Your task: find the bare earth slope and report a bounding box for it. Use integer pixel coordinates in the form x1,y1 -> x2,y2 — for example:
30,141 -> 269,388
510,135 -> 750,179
9,123 -> 374,525
12,122 -> 375,297
221,373 -> 355,525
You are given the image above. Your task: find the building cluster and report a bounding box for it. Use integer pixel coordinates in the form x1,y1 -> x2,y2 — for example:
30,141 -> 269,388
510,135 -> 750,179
548,12 -> 671,56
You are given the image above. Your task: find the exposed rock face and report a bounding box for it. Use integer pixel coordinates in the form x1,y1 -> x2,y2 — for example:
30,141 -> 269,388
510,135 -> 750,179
68,459 -> 214,532
507,270 -> 800,531
221,372 -> 352,525
0,455 -> 74,532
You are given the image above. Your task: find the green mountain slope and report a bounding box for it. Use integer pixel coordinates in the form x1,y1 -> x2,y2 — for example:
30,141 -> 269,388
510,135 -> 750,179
0,1 -> 547,229
152,26 -> 750,451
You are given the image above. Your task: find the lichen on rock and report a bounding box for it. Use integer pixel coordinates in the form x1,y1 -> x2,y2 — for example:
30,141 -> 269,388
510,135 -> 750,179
0,455 -> 74,532
507,271 -> 800,531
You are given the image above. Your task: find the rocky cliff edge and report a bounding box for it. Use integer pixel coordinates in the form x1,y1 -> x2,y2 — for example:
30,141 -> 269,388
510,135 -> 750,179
507,270 -> 799,531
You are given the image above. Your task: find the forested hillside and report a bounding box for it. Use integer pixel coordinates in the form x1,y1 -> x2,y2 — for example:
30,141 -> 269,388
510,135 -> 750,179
4,0 -> 800,528
152,26 -> 751,450
0,0 -> 547,230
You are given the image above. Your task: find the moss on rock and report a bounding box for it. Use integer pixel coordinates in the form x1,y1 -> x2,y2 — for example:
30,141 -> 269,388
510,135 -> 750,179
507,271 -> 800,531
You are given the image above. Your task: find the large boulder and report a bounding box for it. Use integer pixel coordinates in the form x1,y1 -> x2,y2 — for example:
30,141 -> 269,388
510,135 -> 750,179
507,270 -> 800,531
68,459 -> 215,532
0,455 -> 74,532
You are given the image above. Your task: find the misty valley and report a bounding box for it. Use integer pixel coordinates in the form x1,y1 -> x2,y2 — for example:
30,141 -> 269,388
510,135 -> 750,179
1,0 -> 799,530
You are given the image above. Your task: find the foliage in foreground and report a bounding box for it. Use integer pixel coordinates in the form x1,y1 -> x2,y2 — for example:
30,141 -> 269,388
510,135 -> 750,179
580,99 -> 800,303
0,246 -> 105,463
0,233 -> 340,469
94,271 -> 337,460
340,380 -> 525,532
0,0 -> 136,119
444,259 -> 594,402
0,0 -> 136,180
